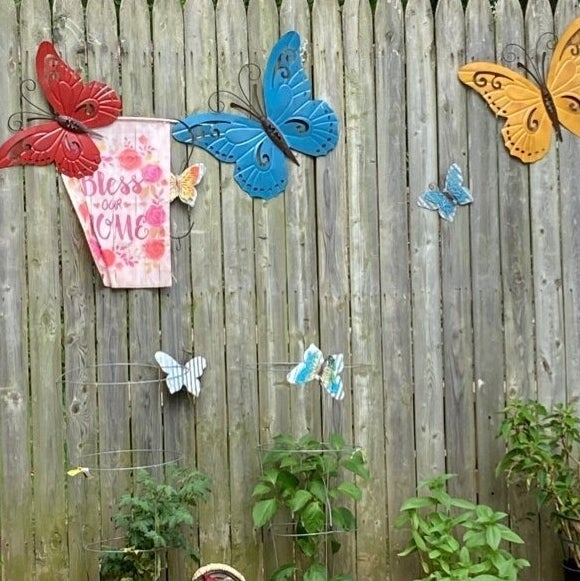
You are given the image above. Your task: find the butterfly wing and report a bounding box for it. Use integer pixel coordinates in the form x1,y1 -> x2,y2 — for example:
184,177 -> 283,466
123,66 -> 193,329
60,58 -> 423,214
183,356 -> 207,397
36,41 -> 122,129
170,163 -> 206,207
458,62 -> 552,163
287,344 -> 324,387
417,186 -> 458,222
172,113 -> 288,199
263,31 -> 339,157
546,17 -> 580,137
319,354 -> 345,401
444,164 -> 473,206
0,122 -> 101,177
155,351 -> 188,395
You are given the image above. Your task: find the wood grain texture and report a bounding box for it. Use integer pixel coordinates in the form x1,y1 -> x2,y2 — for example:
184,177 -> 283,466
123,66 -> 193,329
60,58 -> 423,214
182,0 -> 233,567
405,0 -> 446,483
435,0 -> 476,502
342,1 -> 388,579
0,1 -> 33,579
525,1 -> 565,576
463,0 -> 507,515
20,1 -> 68,579
375,0 -> 417,578
215,0 -> 260,576
279,0 -> 323,441
52,1 -> 100,578
494,0 -> 539,575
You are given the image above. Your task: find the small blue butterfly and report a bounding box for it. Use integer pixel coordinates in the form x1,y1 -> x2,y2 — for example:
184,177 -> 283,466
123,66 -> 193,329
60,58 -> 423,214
172,31 -> 339,200
417,163 -> 473,222
286,344 -> 345,401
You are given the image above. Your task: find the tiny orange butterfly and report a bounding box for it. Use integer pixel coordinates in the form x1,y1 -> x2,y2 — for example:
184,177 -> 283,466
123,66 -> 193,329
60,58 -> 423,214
458,17 -> 580,163
169,163 -> 206,207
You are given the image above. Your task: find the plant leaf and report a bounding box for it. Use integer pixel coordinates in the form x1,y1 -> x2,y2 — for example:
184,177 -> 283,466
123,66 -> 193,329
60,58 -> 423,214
252,499 -> 278,528
304,562 -> 328,581
336,481 -> 362,501
271,563 -> 299,581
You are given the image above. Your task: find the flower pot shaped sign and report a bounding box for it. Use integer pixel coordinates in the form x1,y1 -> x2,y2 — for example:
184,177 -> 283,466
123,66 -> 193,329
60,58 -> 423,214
61,117 -> 172,288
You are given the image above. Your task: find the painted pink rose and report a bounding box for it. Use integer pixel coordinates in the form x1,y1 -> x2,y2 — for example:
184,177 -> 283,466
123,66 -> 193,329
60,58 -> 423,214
141,164 -> 162,183
144,204 -> 166,227
101,249 -> 116,267
79,202 -> 90,221
143,239 -> 165,260
117,148 -> 142,170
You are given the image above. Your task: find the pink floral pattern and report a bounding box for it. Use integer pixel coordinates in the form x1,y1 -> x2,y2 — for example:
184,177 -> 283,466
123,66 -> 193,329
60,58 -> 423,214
61,118 -> 173,288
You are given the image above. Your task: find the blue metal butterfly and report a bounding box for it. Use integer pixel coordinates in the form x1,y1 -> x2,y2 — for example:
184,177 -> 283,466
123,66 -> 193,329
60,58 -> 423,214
286,344 -> 345,401
417,163 -> 473,222
172,31 -> 339,200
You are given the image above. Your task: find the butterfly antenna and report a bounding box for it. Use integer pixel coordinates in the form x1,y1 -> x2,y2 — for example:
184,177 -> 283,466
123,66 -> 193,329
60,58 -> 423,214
502,43 -> 543,86
8,79 -> 55,131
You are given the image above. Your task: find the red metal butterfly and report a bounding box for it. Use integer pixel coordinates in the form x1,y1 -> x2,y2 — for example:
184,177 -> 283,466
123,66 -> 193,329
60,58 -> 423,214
0,41 -> 121,177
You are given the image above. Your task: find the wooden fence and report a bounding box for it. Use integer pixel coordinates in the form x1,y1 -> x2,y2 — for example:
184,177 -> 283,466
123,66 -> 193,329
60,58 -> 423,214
0,0 -> 578,579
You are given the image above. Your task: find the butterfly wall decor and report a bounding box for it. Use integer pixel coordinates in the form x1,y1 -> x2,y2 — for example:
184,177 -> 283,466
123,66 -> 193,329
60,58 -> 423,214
170,163 -> 206,208
458,17 -> 580,163
286,343 -> 345,401
155,351 -> 207,397
417,163 -> 473,222
172,31 -> 339,200
0,41 -> 122,177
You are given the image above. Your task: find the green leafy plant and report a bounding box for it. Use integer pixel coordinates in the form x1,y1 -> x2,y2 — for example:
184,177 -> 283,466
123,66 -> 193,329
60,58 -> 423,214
99,466 -> 211,581
396,474 -> 530,581
252,432 -> 370,581
497,398 -> 580,568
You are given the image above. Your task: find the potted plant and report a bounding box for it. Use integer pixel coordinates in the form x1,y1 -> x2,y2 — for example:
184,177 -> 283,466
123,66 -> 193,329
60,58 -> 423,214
497,398 -> 580,576
252,432 -> 370,581
99,466 -> 211,581
396,473 -> 530,581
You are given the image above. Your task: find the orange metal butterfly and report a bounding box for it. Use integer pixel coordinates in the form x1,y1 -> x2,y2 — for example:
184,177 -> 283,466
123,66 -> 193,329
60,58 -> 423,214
458,17 -> 580,163
169,163 -> 205,207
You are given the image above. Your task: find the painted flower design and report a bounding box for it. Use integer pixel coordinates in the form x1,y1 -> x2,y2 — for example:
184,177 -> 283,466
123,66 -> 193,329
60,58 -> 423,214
117,147 -> 142,170
141,163 -> 163,183
144,204 -> 166,227
143,238 -> 165,260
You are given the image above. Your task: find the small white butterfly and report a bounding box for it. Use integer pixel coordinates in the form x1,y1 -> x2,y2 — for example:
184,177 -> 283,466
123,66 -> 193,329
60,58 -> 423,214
287,344 -> 345,401
155,351 -> 207,396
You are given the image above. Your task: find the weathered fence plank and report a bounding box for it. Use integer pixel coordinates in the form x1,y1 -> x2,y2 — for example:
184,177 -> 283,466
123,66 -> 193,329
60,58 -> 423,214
85,0 -> 131,562
0,1 -> 33,579
52,0 -> 100,577
405,0 -> 446,483
525,1 -> 565,576
278,0 -> 323,440
494,0 -> 539,575
19,1 -> 68,579
375,0 -> 417,577
463,0 -> 507,514
215,0 -> 260,576
436,0 -> 477,502
311,0 -> 349,441
342,1 -> 388,579
182,0 -> 233,567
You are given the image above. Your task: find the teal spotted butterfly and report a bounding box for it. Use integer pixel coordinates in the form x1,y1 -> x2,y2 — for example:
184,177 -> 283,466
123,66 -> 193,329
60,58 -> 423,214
286,344 -> 345,401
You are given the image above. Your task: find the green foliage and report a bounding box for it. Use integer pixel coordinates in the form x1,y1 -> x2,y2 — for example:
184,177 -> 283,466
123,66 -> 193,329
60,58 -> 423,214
396,474 -> 530,581
252,433 -> 369,581
497,398 -> 580,566
99,467 -> 211,581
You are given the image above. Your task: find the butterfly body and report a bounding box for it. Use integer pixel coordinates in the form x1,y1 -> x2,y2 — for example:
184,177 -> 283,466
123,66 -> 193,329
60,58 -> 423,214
458,17 -> 580,163
173,31 -> 339,199
0,41 -> 121,177
155,351 -> 207,397
417,163 -> 472,222
287,344 -> 345,401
